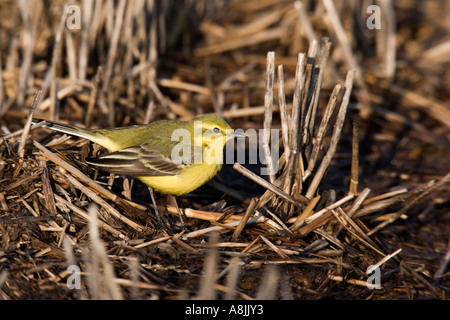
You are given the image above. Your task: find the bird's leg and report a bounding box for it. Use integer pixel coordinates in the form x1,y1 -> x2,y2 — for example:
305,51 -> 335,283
171,195 -> 187,230
148,187 -> 174,232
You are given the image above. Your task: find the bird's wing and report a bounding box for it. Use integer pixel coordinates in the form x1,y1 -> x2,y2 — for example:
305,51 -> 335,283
86,138 -> 200,177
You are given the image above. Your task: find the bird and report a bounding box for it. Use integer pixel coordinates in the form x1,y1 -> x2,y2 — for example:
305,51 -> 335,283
33,114 -> 245,229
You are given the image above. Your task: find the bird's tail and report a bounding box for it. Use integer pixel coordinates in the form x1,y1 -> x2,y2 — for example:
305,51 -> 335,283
32,118 -> 95,141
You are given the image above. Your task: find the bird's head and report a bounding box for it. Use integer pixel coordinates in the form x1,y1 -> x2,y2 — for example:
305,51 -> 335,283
191,115 -> 245,149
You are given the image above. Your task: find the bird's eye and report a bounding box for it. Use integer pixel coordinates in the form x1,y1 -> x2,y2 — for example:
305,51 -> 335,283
213,127 -> 221,134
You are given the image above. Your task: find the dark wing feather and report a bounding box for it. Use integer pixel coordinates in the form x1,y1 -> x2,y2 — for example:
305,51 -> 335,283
86,144 -> 184,176
86,138 -> 196,177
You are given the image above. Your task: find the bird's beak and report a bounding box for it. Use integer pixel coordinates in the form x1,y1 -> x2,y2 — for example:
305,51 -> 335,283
227,131 -> 246,139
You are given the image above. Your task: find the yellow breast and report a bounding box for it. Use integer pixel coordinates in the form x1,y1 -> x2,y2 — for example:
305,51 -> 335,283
137,162 -> 222,196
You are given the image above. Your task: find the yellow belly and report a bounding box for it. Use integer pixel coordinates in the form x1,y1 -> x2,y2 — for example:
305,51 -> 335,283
137,163 -> 222,196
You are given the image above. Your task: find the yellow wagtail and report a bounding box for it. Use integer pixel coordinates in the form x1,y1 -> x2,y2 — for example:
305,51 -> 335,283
34,115 -> 245,228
